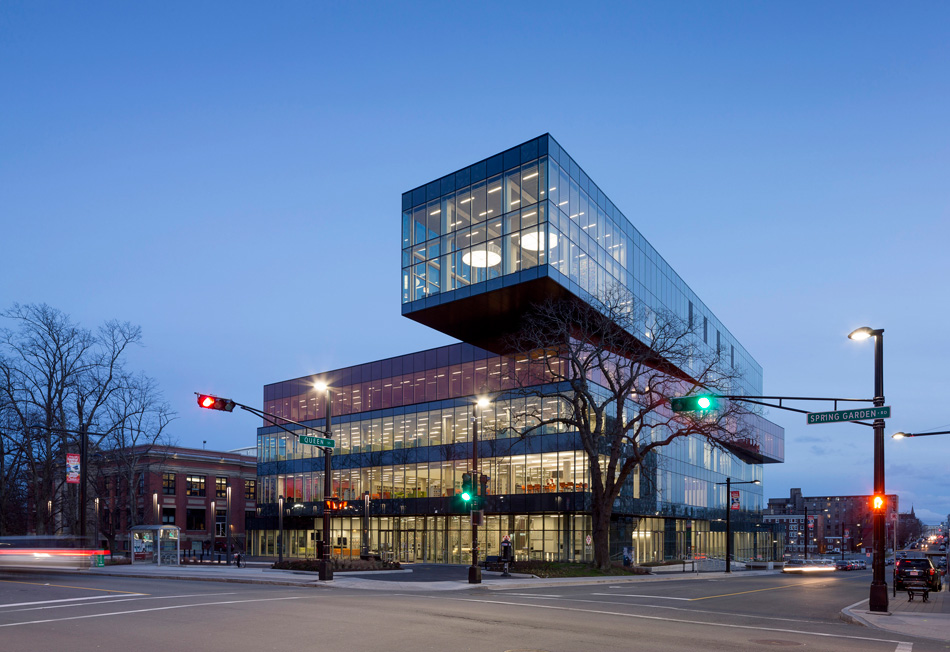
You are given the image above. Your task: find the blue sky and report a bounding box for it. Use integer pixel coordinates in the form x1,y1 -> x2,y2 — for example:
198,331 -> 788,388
2,2 -> 948,522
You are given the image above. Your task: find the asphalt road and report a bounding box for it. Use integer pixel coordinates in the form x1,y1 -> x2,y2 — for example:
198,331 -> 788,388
0,568 -> 940,652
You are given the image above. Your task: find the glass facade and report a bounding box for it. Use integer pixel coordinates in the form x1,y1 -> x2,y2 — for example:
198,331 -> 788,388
401,134 -> 763,398
251,135 -> 785,565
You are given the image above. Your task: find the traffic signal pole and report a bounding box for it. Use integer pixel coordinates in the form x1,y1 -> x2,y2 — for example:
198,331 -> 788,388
869,331 -> 888,612
469,412 -> 481,584
196,392 -> 335,579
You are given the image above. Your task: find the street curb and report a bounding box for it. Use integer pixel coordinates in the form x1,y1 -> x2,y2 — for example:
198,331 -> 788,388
838,599 -> 874,627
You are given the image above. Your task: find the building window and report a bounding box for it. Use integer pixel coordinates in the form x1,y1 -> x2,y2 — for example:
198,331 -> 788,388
162,472 -> 176,495
245,479 -> 257,501
186,475 -> 206,497
215,510 -> 227,537
216,477 -> 228,499
688,301 -> 694,329
186,508 -> 206,531
137,474 -> 145,496
161,507 -> 175,525
703,316 -> 708,344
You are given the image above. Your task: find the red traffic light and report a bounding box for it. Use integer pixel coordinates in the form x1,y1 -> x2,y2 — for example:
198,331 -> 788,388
871,494 -> 885,512
197,394 -> 235,412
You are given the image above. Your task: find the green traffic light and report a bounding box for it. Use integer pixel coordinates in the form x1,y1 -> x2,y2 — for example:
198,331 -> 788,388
670,394 -> 719,413
461,491 -> 472,501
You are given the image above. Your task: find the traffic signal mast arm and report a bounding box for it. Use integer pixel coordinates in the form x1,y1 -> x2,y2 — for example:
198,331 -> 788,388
670,393 -> 880,427
196,392 -> 333,448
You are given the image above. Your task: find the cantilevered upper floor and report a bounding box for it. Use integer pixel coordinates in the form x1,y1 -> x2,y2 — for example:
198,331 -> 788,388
402,134 -> 764,398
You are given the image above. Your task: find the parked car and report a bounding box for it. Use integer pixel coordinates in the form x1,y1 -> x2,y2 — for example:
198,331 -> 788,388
894,557 -> 942,592
835,560 -> 854,571
855,559 -> 867,570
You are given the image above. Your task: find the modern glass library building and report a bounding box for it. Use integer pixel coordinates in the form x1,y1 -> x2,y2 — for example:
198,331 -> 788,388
248,135 -> 784,565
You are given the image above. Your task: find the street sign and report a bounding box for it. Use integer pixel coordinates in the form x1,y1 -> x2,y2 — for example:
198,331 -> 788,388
585,535 -> 592,546
806,406 -> 891,425
299,434 -> 335,448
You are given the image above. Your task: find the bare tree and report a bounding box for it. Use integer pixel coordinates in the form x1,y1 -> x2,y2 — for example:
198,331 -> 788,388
94,373 -> 174,552
505,287 -> 751,570
0,303 -> 172,537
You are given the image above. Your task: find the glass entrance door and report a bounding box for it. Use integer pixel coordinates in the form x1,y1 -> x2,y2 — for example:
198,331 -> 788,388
379,530 -> 394,562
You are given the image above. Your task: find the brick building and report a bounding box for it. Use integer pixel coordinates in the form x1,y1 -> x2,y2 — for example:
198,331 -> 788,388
96,445 -> 256,555
765,488 -> 898,556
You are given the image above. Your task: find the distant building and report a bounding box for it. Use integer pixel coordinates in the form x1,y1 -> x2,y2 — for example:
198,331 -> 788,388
765,488 -> 897,556
95,445 -> 256,555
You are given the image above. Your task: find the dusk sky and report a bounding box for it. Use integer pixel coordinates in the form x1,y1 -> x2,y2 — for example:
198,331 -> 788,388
2,2 -> 947,523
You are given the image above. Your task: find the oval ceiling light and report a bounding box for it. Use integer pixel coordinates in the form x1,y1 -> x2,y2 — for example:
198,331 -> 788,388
462,244 -> 502,268
520,230 -> 558,251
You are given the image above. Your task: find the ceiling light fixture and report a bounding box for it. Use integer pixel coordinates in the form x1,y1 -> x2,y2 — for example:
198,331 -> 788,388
462,244 -> 502,268
521,231 -> 558,251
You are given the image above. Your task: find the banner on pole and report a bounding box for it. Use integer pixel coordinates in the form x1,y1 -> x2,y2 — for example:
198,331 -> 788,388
730,490 -> 740,510
66,453 -> 80,484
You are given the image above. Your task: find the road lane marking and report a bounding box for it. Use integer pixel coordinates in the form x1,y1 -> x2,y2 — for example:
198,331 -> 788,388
504,593 -> 563,598
0,596 -> 308,628
427,596 -> 910,646
895,642 -> 913,651
525,596 -> 830,625
591,593 -> 690,601
0,579 -> 144,594
1,592 -> 239,613
687,582 -> 809,601
0,595 -> 142,609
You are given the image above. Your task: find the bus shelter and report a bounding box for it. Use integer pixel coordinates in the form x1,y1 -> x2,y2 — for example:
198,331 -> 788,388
130,525 -> 180,566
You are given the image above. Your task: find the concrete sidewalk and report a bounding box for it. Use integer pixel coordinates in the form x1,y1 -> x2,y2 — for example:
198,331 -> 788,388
841,584 -> 950,642
73,560 -> 776,591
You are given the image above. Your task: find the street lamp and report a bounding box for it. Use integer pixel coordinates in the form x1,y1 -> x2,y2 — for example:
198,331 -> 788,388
892,430 -> 950,439
278,494 -> 284,564
715,477 -> 760,573
848,325 -> 887,612
314,381 -> 334,581
468,396 -> 491,584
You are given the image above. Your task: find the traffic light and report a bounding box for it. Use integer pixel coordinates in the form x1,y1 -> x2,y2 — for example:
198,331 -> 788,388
872,494 -> 886,512
460,473 -> 473,503
479,474 -> 489,497
670,394 -> 719,413
197,394 -> 235,412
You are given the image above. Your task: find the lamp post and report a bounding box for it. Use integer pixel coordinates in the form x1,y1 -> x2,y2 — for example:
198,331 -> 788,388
94,497 -> 100,548
153,492 -> 159,525
226,484 -> 232,565
848,326 -> 887,612
469,397 -> 491,584
314,382 -> 334,582
278,494 -> 284,564
716,477 -> 760,572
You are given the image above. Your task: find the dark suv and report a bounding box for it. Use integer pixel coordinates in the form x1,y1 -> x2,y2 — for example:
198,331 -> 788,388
894,557 -> 942,591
